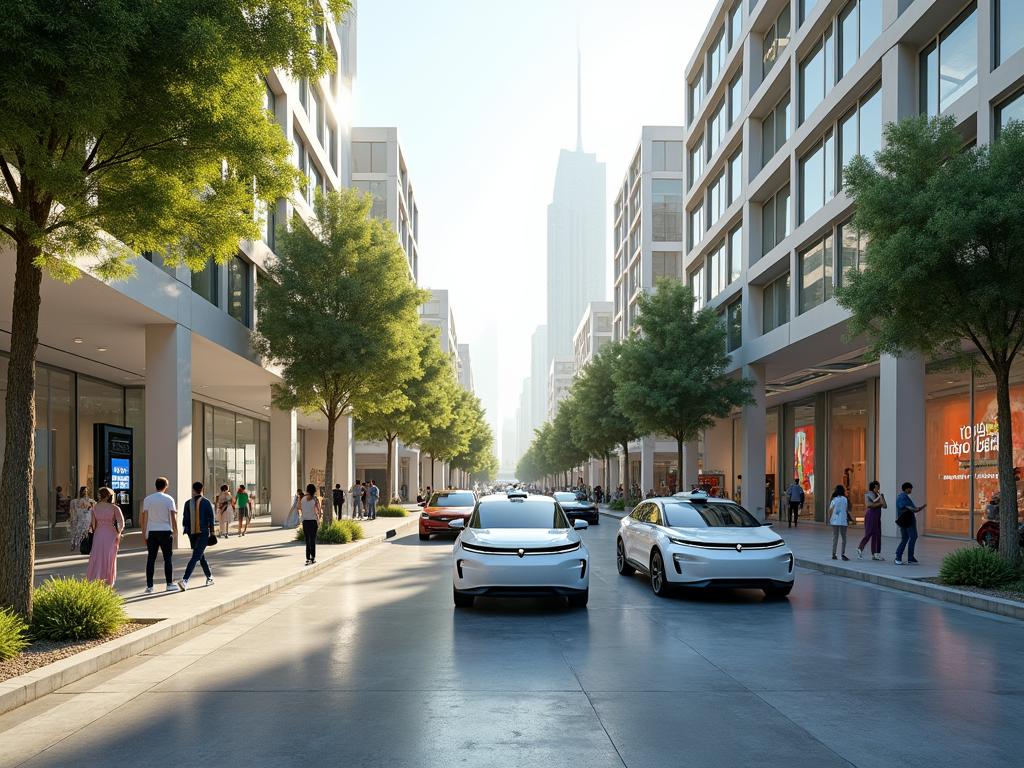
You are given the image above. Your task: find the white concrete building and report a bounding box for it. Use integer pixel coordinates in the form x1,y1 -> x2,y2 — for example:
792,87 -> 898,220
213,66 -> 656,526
548,357 -> 576,422
678,0 -> 1024,536
417,289 -> 461,490
572,301 -> 615,489
457,344 -> 474,393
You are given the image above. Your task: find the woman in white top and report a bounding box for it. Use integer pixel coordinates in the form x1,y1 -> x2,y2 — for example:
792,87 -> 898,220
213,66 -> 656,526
215,485 -> 235,538
300,484 -> 323,565
283,488 -> 303,528
829,484 -> 852,561
69,486 -> 94,552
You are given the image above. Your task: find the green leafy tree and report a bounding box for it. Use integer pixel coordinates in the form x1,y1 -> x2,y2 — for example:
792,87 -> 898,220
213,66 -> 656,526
420,385 -> 474,489
616,279 -> 755,498
255,189 -> 427,524
571,341 -> 642,498
837,115 -> 1024,565
0,0 -> 348,617
547,397 -> 589,488
450,395 -> 496,478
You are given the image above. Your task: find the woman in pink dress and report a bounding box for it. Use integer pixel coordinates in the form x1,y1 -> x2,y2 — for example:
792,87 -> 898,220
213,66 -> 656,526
86,487 -> 125,586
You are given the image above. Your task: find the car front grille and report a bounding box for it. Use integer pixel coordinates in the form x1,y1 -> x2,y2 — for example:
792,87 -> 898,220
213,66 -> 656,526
461,541 -> 581,556
670,538 -> 786,550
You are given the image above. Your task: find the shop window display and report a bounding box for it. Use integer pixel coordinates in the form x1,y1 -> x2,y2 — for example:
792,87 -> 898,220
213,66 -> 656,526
829,386 -> 868,522
786,400 -> 816,521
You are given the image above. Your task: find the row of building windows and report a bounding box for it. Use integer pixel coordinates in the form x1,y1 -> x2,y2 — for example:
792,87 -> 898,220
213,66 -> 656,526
688,1 -> 743,125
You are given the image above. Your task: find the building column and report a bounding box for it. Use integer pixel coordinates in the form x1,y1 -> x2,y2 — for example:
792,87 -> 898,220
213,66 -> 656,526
879,355 -> 926,538
145,324 -> 192,543
682,441 -> 700,492
640,436 -> 655,496
270,406 -> 297,526
742,364 -> 767,519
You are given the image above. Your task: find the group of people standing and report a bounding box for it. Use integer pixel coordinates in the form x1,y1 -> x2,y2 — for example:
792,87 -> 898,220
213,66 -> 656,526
826,480 -> 925,565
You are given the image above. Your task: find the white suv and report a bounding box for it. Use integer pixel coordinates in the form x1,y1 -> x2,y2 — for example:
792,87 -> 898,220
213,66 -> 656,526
616,493 -> 794,598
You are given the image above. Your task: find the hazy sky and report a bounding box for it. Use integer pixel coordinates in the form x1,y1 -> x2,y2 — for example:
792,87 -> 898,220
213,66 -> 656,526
355,0 -> 716,441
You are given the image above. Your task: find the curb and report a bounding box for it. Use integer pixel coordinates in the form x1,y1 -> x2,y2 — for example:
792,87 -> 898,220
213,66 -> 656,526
795,557 -> 1024,621
0,515 -> 418,716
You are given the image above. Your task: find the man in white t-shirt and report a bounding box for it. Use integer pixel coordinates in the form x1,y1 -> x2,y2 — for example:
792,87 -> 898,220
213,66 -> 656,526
141,477 -> 179,593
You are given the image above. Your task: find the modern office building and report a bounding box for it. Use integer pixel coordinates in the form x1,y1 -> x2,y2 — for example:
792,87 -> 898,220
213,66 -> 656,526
0,2 -> 358,539
515,379 -> 532,465
572,301 -> 615,489
418,289 -> 462,489
678,0 -> 1024,538
548,357 -> 576,422
457,344 -> 474,393
529,325 -> 548,434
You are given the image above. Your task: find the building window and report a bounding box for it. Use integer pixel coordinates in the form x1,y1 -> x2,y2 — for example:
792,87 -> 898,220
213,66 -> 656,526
760,183 -> 791,257
652,252 -> 682,281
709,102 -> 726,158
761,92 -> 791,168
310,88 -> 323,145
998,0 -> 1024,66
651,141 -> 683,172
688,67 -> 704,124
652,179 -> 683,242
997,89 -> 1024,134
264,79 -> 277,121
799,129 -> 835,223
728,147 -> 743,204
709,29 -> 726,87
762,5 -> 791,79
629,260 -> 640,296
328,125 -> 337,172
353,180 -> 388,220
691,264 -> 706,311
920,2 -> 978,116
710,242 -> 727,300
227,256 -> 250,327
729,1 -> 742,50
191,257 -> 219,306
799,26 -> 834,124
838,82 -> 882,186
729,70 -> 744,127
838,0 -> 883,80
298,78 -> 308,111
800,0 -> 823,24
689,136 -> 705,187
352,141 -> 387,173
689,201 -> 706,251
726,300 -> 742,352
799,233 -> 834,314
729,223 -> 742,283
709,172 -> 726,228
839,220 -> 868,281
763,273 -> 791,333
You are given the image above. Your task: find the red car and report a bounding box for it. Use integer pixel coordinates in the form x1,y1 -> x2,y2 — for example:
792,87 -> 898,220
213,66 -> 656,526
419,490 -> 476,540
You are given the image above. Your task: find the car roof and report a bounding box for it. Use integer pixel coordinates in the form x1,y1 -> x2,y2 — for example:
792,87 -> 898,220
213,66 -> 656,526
479,492 -> 554,503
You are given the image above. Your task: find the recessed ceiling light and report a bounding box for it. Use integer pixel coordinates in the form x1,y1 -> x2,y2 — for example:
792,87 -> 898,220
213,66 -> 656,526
73,338 -> 83,344
947,381 -> 956,384
96,347 -> 107,352
200,385 -> 208,388
263,405 -> 271,410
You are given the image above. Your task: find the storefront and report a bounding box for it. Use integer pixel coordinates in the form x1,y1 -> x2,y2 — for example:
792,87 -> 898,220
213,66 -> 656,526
192,401 -> 271,517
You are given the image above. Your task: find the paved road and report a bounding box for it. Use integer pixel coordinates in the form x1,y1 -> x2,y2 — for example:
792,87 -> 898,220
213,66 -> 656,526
2,520 -> 1023,767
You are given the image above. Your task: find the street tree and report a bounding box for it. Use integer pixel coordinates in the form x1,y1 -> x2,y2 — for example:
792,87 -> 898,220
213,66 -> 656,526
255,189 -> 426,524
837,115 -> 1024,565
450,394 -> 496,480
615,279 -> 755,498
548,397 -> 589,488
571,341 -> 642,498
0,0 -> 348,617
420,384 -> 474,490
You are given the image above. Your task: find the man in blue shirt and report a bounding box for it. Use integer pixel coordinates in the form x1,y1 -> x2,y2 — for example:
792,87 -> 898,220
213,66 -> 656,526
177,481 -> 216,590
366,480 -> 380,520
894,481 -> 927,565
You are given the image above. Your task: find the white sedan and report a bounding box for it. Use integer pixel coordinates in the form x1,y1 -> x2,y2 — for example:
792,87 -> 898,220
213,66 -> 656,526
616,492 -> 794,598
450,491 -> 590,608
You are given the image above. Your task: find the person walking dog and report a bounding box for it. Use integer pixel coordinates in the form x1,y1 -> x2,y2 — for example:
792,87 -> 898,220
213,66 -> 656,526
178,481 -> 215,591
300,484 -> 323,565
857,481 -> 886,560
829,485 -> 852,561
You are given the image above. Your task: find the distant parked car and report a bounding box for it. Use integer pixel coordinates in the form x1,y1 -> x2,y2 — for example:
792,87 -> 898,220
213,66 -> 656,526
553,492 -> 599,525
419,490 -> 476,541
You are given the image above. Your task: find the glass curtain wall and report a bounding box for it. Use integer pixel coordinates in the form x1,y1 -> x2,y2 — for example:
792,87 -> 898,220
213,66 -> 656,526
766,409 -> 780,519
785,400 -> 816,522
194,401 -> 270,516
78,377 -> 125,500
829,385 -> 868,522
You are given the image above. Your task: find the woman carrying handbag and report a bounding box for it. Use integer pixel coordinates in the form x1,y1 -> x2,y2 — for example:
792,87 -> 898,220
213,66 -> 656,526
86,487 -> 124,586
283,488 -> 302,528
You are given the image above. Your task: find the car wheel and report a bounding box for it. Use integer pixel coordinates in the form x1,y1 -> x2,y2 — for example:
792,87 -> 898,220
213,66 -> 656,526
453,588 -> 474,608
616,539 -> 635,576
650,550 -> 672,597
762,584 -> 793,599
418,533 -> 430,541
567,588 -> 589,608
592,516 -> 600,525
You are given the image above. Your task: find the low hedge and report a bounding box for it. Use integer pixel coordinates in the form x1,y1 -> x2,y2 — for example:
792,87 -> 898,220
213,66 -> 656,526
375,506 -> 408,517
608,498 -> 626,511
0,607 -> 29,660
294,519 -> 365,544
30,577 -> 128,641
939,546 -> 1015,589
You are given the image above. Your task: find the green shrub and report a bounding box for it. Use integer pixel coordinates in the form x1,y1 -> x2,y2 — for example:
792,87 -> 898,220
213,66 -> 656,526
30,577 -> 127,641
608,498 -> 625,511
375,506 -> 408,517
294,519 -> 364,544
0,607 -> 29,660
939,546 -> 1015,589
337,519 -> 364,541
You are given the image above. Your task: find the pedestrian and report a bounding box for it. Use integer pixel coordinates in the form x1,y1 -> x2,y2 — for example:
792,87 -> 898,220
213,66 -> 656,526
300,483 -> 323,565
178,481 -> 215,591
765,483 -> 775,521
215,484 -> 235,538
350,480 -> 363,519
894,482 -> 926,565
85,487 -> 124,586
235,485 -> 251,536
332,483 -> 345,519
785,478 -> 805,527
141,477 -> 179,593
283,488 -> 302,528
69,486 -> 94,552
366,480 -> 379,520
857,481 -> 886,560
985,492 -> 1000,521
829,484 -> 852,560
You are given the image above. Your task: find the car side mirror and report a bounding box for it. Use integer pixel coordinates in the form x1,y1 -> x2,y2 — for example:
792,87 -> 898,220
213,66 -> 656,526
762,521 -> 773,527
448,519 -> 465,529
573,520 -> 588,530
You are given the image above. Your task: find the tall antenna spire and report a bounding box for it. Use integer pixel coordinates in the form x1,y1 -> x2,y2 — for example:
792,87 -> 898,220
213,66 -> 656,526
576,21 -> 583,152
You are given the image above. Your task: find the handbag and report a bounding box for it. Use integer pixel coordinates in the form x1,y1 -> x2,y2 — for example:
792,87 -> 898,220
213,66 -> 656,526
207,534 -> 218,546
79,531 -> 94,556
895,510 -> 915,528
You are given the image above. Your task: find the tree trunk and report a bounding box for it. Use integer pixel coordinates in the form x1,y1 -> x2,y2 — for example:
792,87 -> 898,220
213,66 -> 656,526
0,242 -> 44,618
430,455 -> 435,492
995,363 -> 1021,566
676,437 -> 684,497
323,414 -> 336,525
621,441 -> 630,506
385,434 -> 396,505
604,450 -> 610,502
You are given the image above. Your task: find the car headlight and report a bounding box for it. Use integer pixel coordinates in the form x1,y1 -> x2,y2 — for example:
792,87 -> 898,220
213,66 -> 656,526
421,512 -> 429,519
668,536 -> 695,546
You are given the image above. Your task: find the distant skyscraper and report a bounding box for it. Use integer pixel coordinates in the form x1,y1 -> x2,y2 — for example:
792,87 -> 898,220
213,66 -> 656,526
546,47 -> 606,365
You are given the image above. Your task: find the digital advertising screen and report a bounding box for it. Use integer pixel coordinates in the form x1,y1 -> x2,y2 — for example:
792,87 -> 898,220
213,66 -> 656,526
111,458 -> 131,491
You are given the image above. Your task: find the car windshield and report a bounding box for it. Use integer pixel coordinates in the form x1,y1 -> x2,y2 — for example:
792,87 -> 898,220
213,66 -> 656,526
429,492 -> 475,507
553,493 -> 578,502
663,502 -> 762,528
471,500 -> 569,529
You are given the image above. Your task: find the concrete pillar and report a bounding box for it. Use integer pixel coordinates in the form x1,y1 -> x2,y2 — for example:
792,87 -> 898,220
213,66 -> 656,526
270,406 -> 297,526
879,355 -> 926,538
145,324 -> 192,541
640,436 -> 655,497
682,441 -> 700,491
742,364 -> 768,519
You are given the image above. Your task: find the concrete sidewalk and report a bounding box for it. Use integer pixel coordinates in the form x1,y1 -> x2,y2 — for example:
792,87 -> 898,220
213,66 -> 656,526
1,510 -> 420,715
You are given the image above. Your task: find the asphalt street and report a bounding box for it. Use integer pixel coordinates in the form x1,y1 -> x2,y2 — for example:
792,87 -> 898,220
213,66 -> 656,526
2,520 -> 1023,768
